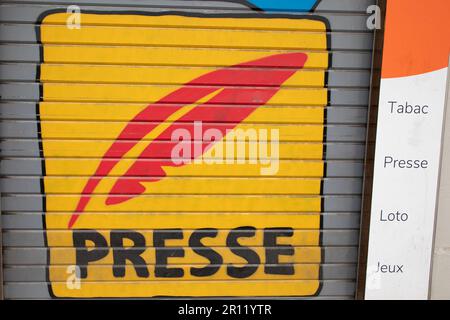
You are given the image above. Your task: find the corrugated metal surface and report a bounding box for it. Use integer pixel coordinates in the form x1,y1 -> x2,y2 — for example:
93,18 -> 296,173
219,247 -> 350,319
0,0 -> 375,299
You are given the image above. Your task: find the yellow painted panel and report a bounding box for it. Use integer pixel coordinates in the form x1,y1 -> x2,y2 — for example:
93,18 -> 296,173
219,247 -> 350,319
40,13 -> 328,298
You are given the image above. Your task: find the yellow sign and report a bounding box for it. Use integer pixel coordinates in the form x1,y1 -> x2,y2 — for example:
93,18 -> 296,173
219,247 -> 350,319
39,12 -> 329,297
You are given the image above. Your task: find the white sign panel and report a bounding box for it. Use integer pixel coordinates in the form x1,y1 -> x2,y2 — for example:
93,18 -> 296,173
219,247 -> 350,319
365,67 -> 449,299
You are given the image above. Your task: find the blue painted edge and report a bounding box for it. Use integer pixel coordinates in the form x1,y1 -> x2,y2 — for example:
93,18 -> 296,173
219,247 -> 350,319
245,0 -> 321,12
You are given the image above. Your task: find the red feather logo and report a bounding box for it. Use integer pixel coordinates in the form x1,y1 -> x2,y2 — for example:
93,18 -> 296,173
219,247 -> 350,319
68,52 -> 308,228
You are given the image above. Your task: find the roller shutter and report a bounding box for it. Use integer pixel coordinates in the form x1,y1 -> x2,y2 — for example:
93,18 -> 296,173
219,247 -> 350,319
0,0 -> 375,299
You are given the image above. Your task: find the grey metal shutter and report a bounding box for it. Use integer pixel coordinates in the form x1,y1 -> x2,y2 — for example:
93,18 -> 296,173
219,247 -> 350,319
0,0 -> 375,299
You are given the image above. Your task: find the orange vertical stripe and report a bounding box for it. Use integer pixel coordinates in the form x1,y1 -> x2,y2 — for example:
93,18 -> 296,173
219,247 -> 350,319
382,0 -> 450,78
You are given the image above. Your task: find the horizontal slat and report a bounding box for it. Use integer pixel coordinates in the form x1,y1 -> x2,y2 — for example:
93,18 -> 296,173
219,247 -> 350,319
0,121 -> 366,142
0,177 -> 362,195
1,265 -> 348,282
2,280 -> 355,298
0,83 -> 369,105
37,11 -> 333,31
2,265 -> 322,281
2,212 -> 321,227
0,63 -> 371,87
1,195 -> 361,212
0,142 -> 365,159
3,247 -> 357,265
0,212 -> 361,230
0,103 -> 369,124
0,24 -> 372,50
0,44 -> 373,69
4,141 -> 327,159
0,0 -> 376,13
1,159 -> 364,177
2,229 -> 359,247
0,266 -> 336,284
0,108 -> 343,125
0,0 -> 252,10
18,213 -> 302,229
8,247 -> 324,264
18,64 -> 329,87
3,264 -> 357,281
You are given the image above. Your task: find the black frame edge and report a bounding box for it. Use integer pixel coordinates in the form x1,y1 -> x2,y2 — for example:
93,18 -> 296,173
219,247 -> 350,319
0,190 -> 3,300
